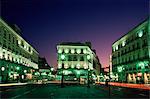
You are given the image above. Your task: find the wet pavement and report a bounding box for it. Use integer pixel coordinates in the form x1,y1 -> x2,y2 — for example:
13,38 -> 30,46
0,83 -> 149,99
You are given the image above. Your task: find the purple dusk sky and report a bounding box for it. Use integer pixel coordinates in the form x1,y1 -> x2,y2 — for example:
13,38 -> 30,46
1,0 -> 148,68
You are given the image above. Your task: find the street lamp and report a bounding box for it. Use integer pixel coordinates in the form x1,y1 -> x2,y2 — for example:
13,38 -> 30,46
117,66 -> 124,82
16,67 -> 20,70
61,54 -> 65,88
1,67 -> 5,83
24,70 -> 27,73
137,62 -> 145,83
87,55 -> 91,88
1,67 -> 5,71
51,68 -> 54,71
16,66 -> 20,82
76,70 -> 81,83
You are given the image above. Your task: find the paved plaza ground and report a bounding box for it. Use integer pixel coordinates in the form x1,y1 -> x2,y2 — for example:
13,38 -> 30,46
0,83 -> 149,99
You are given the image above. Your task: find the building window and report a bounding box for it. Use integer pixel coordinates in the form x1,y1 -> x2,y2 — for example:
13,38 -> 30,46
113,47 -> 115,52
12,36 -> 15,44
8,33 -> 11,41
2,52 -> 5,59
21,41 -> 24,47
4,29 -> 7,39
81,49 -> 84,54
68,55 -> 72,61
8,54 -> 10,60
142,39 -> 147,47
29,47 -> 31,52
71,49 -> 75,54
122,41 -> 126,47
0,26 -> 3,34
126,47 -> 129,52
138,30 -> 143,37
80,56 -> 84,61
76,49 -> 81,54
116,45 -> 118,50
64,48 -> 69,54
12,57 -> 14,62
73,56 -> 77,61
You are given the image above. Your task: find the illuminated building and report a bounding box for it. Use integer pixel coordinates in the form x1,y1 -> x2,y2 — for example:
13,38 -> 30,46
56,42 -> 101,83
38,57 -> 54,81
0,18 -> 39,83
112,19 -> 150,84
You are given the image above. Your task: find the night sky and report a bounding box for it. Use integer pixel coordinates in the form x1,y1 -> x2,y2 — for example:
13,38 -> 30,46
1,0 -> 148,68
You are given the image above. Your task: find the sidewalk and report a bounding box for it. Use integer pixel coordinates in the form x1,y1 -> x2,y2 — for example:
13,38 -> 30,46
0,83 -> 28,87
96,82 -> 150,90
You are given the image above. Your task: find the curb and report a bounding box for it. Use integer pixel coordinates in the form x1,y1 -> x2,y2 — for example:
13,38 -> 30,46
0,83 -> 28,87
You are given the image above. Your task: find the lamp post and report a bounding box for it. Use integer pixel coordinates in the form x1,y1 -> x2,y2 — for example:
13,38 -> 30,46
87,55 -> 91,88
16,66 -> 20,82
137,62 -> 145,83
109,65 -> 111,98
61,54 -> 65,88
1,67 -> 5,83
117,66 -> 123,82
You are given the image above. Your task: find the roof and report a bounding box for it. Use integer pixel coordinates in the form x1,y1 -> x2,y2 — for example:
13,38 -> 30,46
0,17 -> 39,54
112,18 -> 149,45
57,42 -> 92,48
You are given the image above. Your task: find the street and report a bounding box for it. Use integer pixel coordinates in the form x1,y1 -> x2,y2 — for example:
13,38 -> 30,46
1,83 -> 149,99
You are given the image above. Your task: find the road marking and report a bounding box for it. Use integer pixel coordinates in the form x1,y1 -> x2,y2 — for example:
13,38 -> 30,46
0,89 -> 12,93
11,88 -> 37,99
4,89 -> 13,92
139,94 -> 147,97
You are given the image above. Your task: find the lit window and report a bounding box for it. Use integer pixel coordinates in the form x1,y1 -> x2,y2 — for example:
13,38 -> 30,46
137,62 -> 145,69
117,66 -> 123,72
113,47 -> 115,52
138,30 -> 143,37
76,49 -> 81,54
64,49 -> 69,53
83,63 -> 88,69
90,67 -> 93,70
83,49 -> 87,54
18,40 -> 21,45
24,45 -> 26,49
76,63 -> 80,69
26,46 -> 29,50
122,41 -> 126,46
71,49 -> 75,54
71,64 -> 74,68
31,50 -> 33,54
64,63 -> 68,69
116,45 -> 118,50
76,71 -> 80,75
58,49 -> 62,53
87,55 -> 91,60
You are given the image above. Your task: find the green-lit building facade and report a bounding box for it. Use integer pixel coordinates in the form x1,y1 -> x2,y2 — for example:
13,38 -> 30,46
112,19 -> 150,84
56,42 -> 101,83
0,18 -> 39,83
